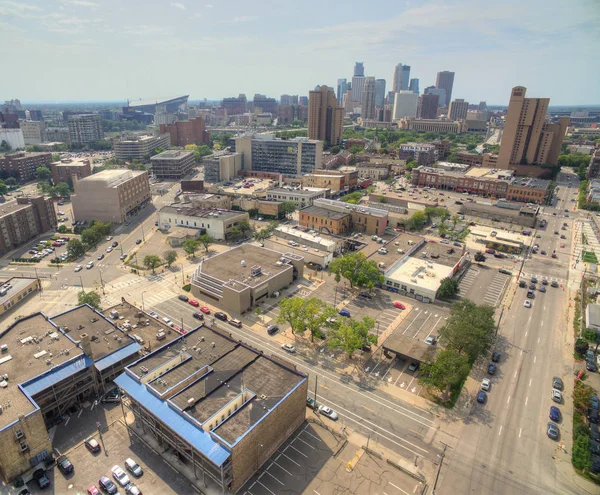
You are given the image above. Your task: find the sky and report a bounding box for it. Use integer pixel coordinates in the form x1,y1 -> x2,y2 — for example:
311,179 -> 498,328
1,0 -> 599,106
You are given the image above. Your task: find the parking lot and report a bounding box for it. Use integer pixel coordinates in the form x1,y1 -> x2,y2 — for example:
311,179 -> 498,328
242,421 -> 422,495
458,265 -> 511,307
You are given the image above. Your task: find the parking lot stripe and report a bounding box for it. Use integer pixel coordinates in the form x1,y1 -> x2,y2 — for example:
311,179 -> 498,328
301,429 -> 322,442
264,470 -> 284,485
402,310 -> 423,335
295,436 -> 316,449
257,480 -> 277,495
287,443 -> 308,458
271,460 -> 293,476
382,358 -> 397,380
388,481 -> 410,494
412,313 -> 432,339
279,449 -> 301,466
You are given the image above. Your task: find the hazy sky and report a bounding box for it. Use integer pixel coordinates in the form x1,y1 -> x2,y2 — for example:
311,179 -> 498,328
1,0 -> 599,105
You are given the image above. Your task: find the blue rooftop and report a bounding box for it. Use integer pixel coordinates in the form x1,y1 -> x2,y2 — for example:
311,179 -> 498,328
21,355 -> 94,397
95,342 -> 141,372
114,373 -> 231,467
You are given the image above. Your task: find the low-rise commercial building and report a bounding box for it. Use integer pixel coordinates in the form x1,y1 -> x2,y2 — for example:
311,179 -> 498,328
157,204 -> 249,240
397,143 -> 438,166
0,152 -> 52,182
265,187 -> 328,207
469,227 -> 525,253
506,177 -> 550,204
0,196 -> 57,255
354,163 -> 391,180
191,244 -> 304,313
71,169 -> 151,223
397,118 -> 467,133
412,166 -> 514,198
50,157 -> 92,185
114,324 -> 307,493
302,173 -> 345,194
455,151 -> 498,168
0,277 -> 40,316
460,201 -> 539,227
151,150 -> 195,179
113,134 -> 170,160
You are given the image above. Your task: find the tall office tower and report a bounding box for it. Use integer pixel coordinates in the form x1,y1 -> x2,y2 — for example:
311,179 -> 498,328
280,94 -> 294,106
435,71 -> 455,106
352,74 -> 366,108
337,79 -> 348,106
424,86 -> 447,108
392,64 -> 403,93
308,85 -> 344,146
392,91 -> 418,120
361,77 -> 377,120
375,79 -> 386,108
448,98 -> 469,120
387,91 -> 396,106
409,78 -> 419,95
298,96 -> 308,106
354,62 -> 364,77
497,86 -> 569,169
68,114 -> 103,144
401,66 -> 411,90
478,101 -> 487,111
418,94 -> 440,119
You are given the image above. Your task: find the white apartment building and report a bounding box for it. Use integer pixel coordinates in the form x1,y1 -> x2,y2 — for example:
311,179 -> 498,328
20,120 -> 46,145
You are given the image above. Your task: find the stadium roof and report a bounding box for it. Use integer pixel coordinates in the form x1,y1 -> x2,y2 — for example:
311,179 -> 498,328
128,95 -> 189,108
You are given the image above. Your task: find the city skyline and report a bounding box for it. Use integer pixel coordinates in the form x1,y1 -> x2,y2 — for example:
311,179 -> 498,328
0,0 -> 599,105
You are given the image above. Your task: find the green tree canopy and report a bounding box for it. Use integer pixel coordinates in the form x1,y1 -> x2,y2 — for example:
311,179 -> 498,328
451,214 -> 460,228
0,180 -> 7,195
438,278 -> 459,299
54,182 -> 71,198
406,210 -> 426,230
163,250 -> 178,267
280,201 -> 297,218
326,317 -> 376,358
237,219 -> 253,237
437,300 -> 495,362
143,254 -> 162,273
328,252 -> 384,289
438,208 -> 451,226
340,191 -> 363,204
81,228 -> 102,248
198,234 -> 214,254
277,297 -> 309,335
421,349 -> 471,401
67,238 -> 85,258
4,177 -> 17,187
36,166 -> 51,181
183,239 -> 199,257
77,290 -> 102,310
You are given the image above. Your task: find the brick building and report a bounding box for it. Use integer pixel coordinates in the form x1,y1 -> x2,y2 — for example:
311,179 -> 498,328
506,177 -> 550,203
432,139 -> 451,159
455,151 -> 498,168
303,172 -> 346,193
0,152 -> 52,181
397,143 -> 438,166
50,158 -> 92,184
159,117 -> 209,147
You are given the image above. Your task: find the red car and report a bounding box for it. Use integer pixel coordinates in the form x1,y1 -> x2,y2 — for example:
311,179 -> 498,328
199,306 -> 211,314
188,299 -> 199,307
52,241 -> 62,247
551,253 -> 557,258
393,301 -> 406,310
88,485 -> 100,495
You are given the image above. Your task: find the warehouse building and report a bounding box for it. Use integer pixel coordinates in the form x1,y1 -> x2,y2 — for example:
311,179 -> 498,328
191,244 -> 304,313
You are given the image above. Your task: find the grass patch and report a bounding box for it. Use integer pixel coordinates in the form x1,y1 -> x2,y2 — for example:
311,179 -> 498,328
182,284 -> 191,292
583,251 -> 598,264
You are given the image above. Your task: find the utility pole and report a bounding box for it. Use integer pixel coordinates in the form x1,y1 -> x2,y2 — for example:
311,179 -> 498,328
432,443 -> 448,494
313,375 -> 318,411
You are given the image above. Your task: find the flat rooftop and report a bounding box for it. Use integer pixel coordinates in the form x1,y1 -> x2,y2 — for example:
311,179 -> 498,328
151,150 -> 194,161
509,177 -> 550,189
268,187 -> 326,197
274,225 -> 338,249
462,202 -> 524,218
382,332 -> 437,363
77,169 -> 145,187
160,203 -> 244,221
465,167 -> 515,180
411,239 -> 464,267
0,277 -> 37,306
300,205 -> 349,221
0,200 -> 31,219
200,244 -> 299,289
385,256 -> 454,291
51,305 -> 132,361
52,157 -> 91,168
120,325 -> 305,452
0,313 -> 84,429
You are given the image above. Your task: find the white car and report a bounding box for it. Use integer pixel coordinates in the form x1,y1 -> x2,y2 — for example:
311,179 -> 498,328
86,262 -> 94,269
148,311 -> 159,319
106,247 -> 113,253
281,344 -> 296,353
318,405 -> 338,420
524,300 -> 531,308
551,389 -> 562,403
111,465 -> 130,487
74,265 -> 83,272
481,378 -> 491,391
106,236 -> 113,241
425,336 -> 436,345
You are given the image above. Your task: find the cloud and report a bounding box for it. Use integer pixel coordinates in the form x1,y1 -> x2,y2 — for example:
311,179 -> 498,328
0,1 -> 41,18
170,2 -> 185,10
206,4 -> 213,8
61,0 -> 99,7
42,13 -> 100,34
124,24 -> 172,36
218,15 -> 258,24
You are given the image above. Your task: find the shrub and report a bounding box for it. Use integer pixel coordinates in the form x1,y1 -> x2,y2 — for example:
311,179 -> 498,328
182,284 -> 191,292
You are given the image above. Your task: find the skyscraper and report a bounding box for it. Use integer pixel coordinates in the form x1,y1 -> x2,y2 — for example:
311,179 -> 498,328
352,74 -> 366,108
418,94 -> 439,119
435,71 -> 455,106
337,79 -> 348,106
354,62 -> 364,77
448,99 -> 469,121
375,79 -> 386,108
308,85 -> 344,146
424,86 -> 447,108
392,91 -> 418,120
392,64 -> 403,93
401,66 -> 411,90
497,86 -> 569,170
409,78 -> 419,95
361,77 -> 376,121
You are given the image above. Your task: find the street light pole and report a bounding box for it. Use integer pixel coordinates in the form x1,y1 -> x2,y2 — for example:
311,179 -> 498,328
141,291 -> 147,311
141,224 -> 145,241
181,264 -> 185,286
79,276 -> 84,292
99,270 -> 105,295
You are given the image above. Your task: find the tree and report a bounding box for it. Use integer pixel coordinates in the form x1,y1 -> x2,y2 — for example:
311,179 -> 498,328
228,227 -> 243,241
237,219 -> 253,238
438,278 -> 459,299
379,195 -> 386,203
438,300 -> 496,362
406,211 -> 426,230
0,180 -> 7,195
328,252 -> 384,289
54,182 -> 71,198
573,381 -> 594,411
572,432 -> 592,471
36,166 -> 51,181
351,316 -> 378,348
466,143 -> 477,151
253,229 -> 270,243
4,177 -> 16,187
424,207 -> 437,224
277,297 -> 309,335
421,349 -> 471,401
340,191 -> 363,204
198,234 -> 214,254
451,214 -> 460,229
57,225 -> 69,234
584,329 -> 600,351
301,298 -> 337,342
163,250 -> 178,267
327,321 -> 364,358
438,208 -> 451,226
183,239 -> 199,257
81,228 -> 102,248
280,201 -> 297,218
67,238 -> 85,258
143,254 -> 162,274
254,307 -> 263,322
194,145 -> 212,163
575,338 -> 589,357
77,290 -> 102,310
474,252 -> 486,263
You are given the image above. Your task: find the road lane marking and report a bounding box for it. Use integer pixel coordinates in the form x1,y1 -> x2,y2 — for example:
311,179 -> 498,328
288,444 -> 308,458
526,397 -> 529,406
388,481 -> 410,494
507,396 -> 511,405
271,461 -> 293,476
534,356 -> 537,363
514,371 -> 518,378
295,436 -> 315,449
519,428 -> 522,438
257,480 -> 276,495
529,379 -> 532,387
525,331 -> 528,337
538,337 -> 540,343
264,470 -> 284,485
278,450 -> 300,467
498,425 -> 502,436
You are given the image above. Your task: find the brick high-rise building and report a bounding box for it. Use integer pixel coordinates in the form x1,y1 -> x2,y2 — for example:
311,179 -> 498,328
448,98 -> 469,121
308,85 -> 343,146
418,94 -> 439,119
435,71 -> 455,106
361,77 -> 377,121
221,94 -> 247,115
160,117 -> 209,147
0,152 -> 51,181
497,86 -> 569,170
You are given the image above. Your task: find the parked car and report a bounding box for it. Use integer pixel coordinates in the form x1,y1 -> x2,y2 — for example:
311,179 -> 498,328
33,469 -> 51,489
587,361 -> 598,373
547,422 -> 560,440
193,312 -> 204,320
57,455 -> 74,475
549,406 -> 561,422
125,484 -> 141,495
492,352 -> 501,363
487,363 -> 497,375
112,241 -> 118,247
178,295 -> 189,302
393,301 -> 406,310
551,280 -> 559,288
125,458 -> 143,477
408,362 -> 419,372
199,306 -> 211,314
188,299 -> 199,307
120,254 -> 127,260
98,476 -> 117,494
358,291 -> 373,299
552,377 -> 563,390
481,378 -> 491,391
267,325 -> 279,335
74,265 -> 83,272
282,343 -> 296,353
215,312 -> 228,321
588,408 -> 599,424
477,391 -> 487,404
86,261 -> 94,269
425,335 -> 437,345
228,318 -> 242,328
136,239 -> 142,244
524,300 -> 532,308
87,485 -> 100,495
338,309 -> 351,318
318,405 -> 338,420
551,389 -> 562,403
112,465 -> 130,487
85,437 -> 101,453
306,396 -> 317,409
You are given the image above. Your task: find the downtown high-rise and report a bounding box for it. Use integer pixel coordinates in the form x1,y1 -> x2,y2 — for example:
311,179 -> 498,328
435,71 -> 455,106
361,77 -> 377,120
375,79 -> 386,107
308,85 -> 344,146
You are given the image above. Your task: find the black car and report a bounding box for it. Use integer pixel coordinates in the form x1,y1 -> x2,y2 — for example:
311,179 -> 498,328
519,281 -> 527,288
267,325 -> 279,335
487,363 -> 497,375
112,241 -> 118,247
587,361 -> 598,373
193,312 -> 204,320
589,408 -> 599,424
97,254 -> 105,260
531,277 -> 538,284
591,440 -> 600,456
494,253 -> 505,259
307,262 -> 323,271
551,280 -> 559,288
215,312 -> 228,321
542,279 -> 548,285
178,295 -> 189,302
492,352 -> 501,363
57,455 -> 74,475
135,239 -> 142,244
358,291 -> 373,299
32,469 -> 50,489
529,283 -> 536,290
